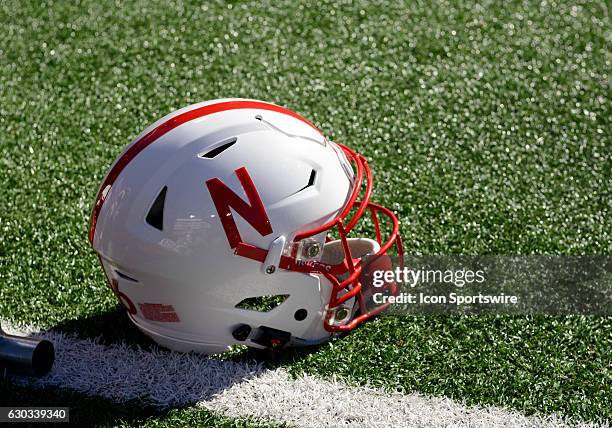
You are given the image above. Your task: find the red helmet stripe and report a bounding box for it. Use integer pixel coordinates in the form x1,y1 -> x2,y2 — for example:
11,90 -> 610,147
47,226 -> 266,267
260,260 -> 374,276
89,100 -> 322,244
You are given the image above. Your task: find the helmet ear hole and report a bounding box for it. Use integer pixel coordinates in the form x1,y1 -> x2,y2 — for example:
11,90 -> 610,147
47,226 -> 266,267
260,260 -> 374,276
294,309 -> 308,321
232,324 -> 252,341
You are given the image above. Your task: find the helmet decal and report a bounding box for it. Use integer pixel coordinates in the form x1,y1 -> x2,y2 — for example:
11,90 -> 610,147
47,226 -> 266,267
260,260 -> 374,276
138,303 -> 180,322
205,166 -> 273,249
109,278 -> 137,315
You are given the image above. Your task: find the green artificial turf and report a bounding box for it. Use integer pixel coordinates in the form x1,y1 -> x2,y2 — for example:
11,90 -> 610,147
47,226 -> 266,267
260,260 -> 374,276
0,0 -> 610,425
287,314 -> 612,423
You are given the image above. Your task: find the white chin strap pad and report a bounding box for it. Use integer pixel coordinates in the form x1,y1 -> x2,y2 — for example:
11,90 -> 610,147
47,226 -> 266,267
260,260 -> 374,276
320,238 -> 381,265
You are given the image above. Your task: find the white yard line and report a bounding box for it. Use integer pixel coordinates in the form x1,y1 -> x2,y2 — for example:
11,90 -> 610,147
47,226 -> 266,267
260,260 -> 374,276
1,322 -> 604,428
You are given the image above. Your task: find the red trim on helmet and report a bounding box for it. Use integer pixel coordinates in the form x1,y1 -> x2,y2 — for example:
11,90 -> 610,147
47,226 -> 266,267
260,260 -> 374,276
89,100 -> 321,244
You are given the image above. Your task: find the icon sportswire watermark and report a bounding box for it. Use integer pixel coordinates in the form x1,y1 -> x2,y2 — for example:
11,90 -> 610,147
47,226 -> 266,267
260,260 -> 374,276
359,256 -> 611,315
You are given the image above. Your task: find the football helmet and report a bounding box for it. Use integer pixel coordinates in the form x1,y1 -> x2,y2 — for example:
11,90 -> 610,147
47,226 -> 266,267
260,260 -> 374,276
90,99 -> 402,354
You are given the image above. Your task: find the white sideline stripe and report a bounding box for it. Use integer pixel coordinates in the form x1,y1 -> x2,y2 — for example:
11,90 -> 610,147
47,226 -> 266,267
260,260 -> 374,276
1,322 -> 605,428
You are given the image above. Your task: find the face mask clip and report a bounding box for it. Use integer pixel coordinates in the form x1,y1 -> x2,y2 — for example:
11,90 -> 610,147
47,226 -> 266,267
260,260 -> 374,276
263,235 -> 287,274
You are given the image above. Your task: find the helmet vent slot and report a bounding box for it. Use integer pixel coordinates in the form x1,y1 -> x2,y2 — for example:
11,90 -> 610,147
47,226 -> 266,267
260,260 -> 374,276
199,138 -> 237,159
116,270 -> 139,283
290,169 -> 317,196
146,186 -> 167,231
306,169 -> 316,187
235,295 -> 289,312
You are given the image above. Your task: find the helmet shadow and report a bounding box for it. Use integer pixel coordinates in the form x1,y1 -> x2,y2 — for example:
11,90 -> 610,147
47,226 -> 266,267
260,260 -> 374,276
2,305 -> 329,425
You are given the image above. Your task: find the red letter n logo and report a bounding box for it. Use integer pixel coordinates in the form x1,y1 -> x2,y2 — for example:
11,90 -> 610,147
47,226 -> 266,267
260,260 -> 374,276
206,167 -> 273,248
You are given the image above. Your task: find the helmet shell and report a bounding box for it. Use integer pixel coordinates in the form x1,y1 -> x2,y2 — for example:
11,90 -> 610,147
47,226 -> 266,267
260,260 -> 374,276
92,99 -> 354,353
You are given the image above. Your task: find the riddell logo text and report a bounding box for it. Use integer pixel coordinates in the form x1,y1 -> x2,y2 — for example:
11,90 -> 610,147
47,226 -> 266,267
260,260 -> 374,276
295,259 -> 333,271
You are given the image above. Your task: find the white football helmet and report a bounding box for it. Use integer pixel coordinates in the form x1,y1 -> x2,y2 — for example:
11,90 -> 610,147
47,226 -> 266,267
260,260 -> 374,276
90,99 -> 402,354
